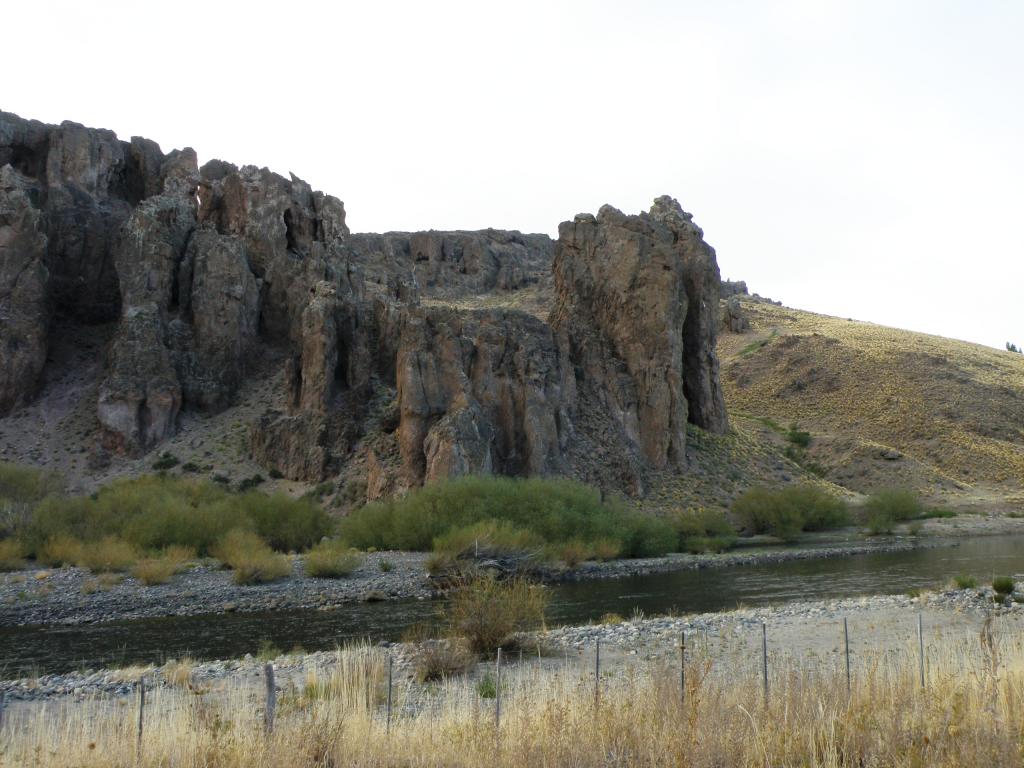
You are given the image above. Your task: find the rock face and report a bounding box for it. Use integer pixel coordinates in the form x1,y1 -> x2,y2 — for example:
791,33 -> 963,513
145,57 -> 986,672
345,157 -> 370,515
0,110 -> 732,499
0,166 -> 49,414
551,197 -> 728,473
723,296 -> 750,333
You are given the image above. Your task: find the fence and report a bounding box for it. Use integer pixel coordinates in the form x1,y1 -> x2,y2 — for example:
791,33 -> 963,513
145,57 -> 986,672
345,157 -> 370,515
3,610 -> 1023,766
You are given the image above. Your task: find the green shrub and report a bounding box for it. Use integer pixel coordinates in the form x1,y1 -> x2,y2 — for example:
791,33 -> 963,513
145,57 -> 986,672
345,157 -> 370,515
242,492 -> 331,552
0,461 -> 63,538
213,530 -> 291,584
476,673 -> 497,699
445,573 -> 548,655
237,474 -> 265,492
863,489 -> 923,522
339,476 -> 675,558
953,573 -> 977,589
378,559 -> 394,573
866,510 -> 895,535
269,468 -> 284,480
433,519 -> 544,557
786,424 -> 812,448
152,453 -> 179,471
305,540 -> 364,578
0,538 -> 26,571
555,540 -> 589,568
732,485 -> 848,541
993,576 -> 1015,595
20,476 -> 328,557
671,508 -> 737,552
588,538 -> 622,561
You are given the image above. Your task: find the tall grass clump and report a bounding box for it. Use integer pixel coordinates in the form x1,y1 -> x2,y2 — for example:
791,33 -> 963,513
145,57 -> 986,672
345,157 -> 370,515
444,573 -> 548,655
339,476 -> 675,559
74,536 -> 137,573
305,540 -> 364,578
131,545 -> 195,585
212,530 -> 291,584
0,537 -> 25,571
732,484 -> 849,541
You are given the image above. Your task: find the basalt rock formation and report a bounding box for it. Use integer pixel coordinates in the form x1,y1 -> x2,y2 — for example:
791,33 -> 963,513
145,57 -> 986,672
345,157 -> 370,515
0,111 -> 731,499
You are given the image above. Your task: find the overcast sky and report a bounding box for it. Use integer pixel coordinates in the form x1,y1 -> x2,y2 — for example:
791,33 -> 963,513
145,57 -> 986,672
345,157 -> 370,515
6,1 -> 1022,349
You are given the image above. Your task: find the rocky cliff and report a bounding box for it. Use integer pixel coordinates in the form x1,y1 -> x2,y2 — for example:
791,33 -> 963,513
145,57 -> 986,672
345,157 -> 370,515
0,111 -> 729,499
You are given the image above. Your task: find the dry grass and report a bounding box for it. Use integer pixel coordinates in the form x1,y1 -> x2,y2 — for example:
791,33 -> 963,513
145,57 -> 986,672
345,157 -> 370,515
303,540 -> 364,578
0,537 -> 25,570
163,657 -> 196,689
131,545 -> 196,586
213,530 -> 291,585
11,627 -> 1024,767
720,299 -> 1024,503
75,536 -> 138,573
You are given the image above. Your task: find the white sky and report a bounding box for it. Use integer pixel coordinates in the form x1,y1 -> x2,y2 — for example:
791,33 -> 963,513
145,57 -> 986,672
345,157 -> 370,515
5,0 -> 1023,349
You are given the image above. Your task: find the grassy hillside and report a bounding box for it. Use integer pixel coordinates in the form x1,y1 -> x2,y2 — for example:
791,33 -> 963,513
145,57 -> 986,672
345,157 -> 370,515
718,298 -> 1024,512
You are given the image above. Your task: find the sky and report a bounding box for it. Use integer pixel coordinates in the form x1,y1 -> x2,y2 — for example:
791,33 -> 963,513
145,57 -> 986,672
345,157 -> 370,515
5,0 -> 1023,349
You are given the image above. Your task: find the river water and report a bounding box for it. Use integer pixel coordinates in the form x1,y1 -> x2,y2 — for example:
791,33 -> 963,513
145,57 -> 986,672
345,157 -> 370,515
3,536 -> 1022,677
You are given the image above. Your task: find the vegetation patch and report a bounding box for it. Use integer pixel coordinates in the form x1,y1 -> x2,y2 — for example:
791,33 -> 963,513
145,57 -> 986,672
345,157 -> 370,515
212,530 -> 291,585
444,573 -> 549,655
731,484 -> 849,541
340,476 -> 677,560
305,540 -> 364,579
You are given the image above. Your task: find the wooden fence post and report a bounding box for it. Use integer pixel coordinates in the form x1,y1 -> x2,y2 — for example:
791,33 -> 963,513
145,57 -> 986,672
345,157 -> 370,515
761,623 -> 769,702
844,617 -> 851,695
136,676 -> 145,762
386,653 -> 393,735
495,647 -> 502,735
264,663 -> 276,734
917,613 -> 925,689
680,630 -> 686,705
595,639 -> 601,709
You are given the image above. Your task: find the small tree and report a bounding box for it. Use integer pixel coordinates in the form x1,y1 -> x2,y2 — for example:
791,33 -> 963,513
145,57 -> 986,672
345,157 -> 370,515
1007,342 -> 1021,354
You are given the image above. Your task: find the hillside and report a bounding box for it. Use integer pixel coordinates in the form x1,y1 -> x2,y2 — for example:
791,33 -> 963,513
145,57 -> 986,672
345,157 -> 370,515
718,298 -> 1024,513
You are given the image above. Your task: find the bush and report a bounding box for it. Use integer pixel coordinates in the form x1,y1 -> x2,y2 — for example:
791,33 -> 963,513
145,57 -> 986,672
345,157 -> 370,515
213,530 -> 291,584
0,461 -> 63,538
132,546 -> 195,585
433,519 -> 543,557
732,485 -> 849,541
0,538 -> 25,571
76,536 -> 137,573
152,453 -> 179,471
863,489 -> 923,522
39,534 -> 84,567
589,538 -> 622,561
20,475 -> 329,557
305,540 -> 364,578
404,625 -> 475,682
242,492 -> 331,552
339,476 -> 676,559
445,573 -> 548,655
237,474 -> 265,492
786,424 -> 812,448
378,559 -> 394,573
554,540 -> 589,568
993,576 -> 1015,595
953,573 -> 977,589
671,508 -> 736,552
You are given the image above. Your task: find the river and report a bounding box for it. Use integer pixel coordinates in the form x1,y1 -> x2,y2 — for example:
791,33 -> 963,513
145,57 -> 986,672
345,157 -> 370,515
2,535 -> 1022,677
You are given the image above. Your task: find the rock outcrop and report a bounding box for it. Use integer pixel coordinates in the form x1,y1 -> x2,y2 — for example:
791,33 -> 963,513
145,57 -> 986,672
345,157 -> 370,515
0,166 -> 49,414
551,197 -> 728,474
0,110 -> 732,498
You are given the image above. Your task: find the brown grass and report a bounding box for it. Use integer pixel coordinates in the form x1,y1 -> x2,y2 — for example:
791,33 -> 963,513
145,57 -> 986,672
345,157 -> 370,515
212,530 -> 291,584
9,629 -> 1024,767
0,537 -> 25,570
303,540 -> 364,578
719,298 -> 1024,503
131,546 -> 196,586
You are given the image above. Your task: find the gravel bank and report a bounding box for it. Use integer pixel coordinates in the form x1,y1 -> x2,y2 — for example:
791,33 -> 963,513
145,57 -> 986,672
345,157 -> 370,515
3,580 -> 1021,703
0,538 -> 939,627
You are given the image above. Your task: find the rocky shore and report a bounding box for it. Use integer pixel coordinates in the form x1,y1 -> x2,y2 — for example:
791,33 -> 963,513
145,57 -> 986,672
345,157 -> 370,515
0,538 -> 937,627
3,578 -> 1020,704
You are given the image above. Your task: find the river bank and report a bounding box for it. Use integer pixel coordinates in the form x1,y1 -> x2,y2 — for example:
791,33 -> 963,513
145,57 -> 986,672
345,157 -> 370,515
0,536 -> 942,627
2,578 -> 1020,703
